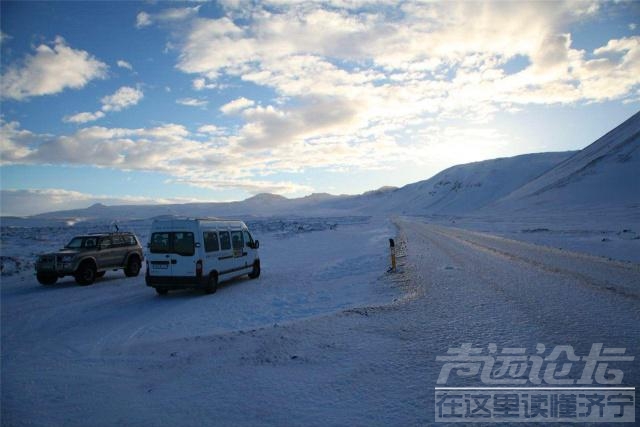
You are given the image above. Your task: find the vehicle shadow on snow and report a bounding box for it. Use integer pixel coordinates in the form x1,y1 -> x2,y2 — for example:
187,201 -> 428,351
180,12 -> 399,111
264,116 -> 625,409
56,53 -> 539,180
154,275 -> 255,298
16,273 -> 140,294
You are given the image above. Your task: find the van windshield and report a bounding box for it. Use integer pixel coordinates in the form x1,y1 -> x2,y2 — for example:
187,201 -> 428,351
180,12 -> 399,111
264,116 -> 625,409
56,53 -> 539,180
150,232 -> 194,256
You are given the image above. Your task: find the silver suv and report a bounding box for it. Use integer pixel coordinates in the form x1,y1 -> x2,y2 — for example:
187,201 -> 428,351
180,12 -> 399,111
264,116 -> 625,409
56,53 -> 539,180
35,232 -> 144,286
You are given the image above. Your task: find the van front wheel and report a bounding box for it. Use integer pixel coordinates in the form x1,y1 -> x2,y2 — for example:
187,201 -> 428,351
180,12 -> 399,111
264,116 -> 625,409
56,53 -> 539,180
205,272 -> 218,294
248,260 -> 260,279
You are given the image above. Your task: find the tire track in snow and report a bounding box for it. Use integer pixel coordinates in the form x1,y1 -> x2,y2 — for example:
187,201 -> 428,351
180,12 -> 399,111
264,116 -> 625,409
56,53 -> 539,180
424,223 -> 640,300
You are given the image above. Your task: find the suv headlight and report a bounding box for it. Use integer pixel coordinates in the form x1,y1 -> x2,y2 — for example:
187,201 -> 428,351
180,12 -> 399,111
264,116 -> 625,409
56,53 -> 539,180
61,255 -> 74,263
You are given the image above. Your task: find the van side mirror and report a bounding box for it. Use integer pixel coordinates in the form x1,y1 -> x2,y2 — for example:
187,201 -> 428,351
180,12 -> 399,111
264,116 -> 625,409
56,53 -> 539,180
254,240 -> 259,249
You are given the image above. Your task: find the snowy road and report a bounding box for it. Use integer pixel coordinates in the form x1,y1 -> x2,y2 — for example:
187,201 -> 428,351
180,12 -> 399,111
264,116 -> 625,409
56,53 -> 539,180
2,218 -> 639,425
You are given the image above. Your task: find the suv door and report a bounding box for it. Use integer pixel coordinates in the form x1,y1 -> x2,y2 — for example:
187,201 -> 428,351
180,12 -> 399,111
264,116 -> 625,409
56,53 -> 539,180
97,237 -> 120,268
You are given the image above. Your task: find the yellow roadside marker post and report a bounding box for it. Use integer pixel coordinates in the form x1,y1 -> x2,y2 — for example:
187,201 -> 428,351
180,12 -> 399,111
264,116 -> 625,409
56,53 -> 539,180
389,238 -> 396,272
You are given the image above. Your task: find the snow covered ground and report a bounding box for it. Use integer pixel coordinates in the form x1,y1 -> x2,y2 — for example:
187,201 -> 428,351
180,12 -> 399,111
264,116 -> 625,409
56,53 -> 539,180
2,215 -> 639,425
1,216 -> 405,426
414,207 -> 640,264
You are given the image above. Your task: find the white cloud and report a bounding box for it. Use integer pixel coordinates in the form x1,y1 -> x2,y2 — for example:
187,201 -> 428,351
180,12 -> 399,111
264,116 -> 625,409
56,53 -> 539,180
220,97 -> 255,114
236,97 -> 362,149
101,86 -> 144,112
63,111 -> 106,124
5,2 -> 640,203
61,86 -> 144,124
0,120 -> 38,162
197,125 -> 221,134
136,12 -> 152,28
167,1 -> 640,130
176,97 -> 208,107
168,178 -> 312,196
136,6 -> 201,29
117,60 -> 133,70
0,188 -> 205,217
192,77 -> 219,90
1,119 -> 414,197
0,36 -> 107,101
0,31 -> 11,44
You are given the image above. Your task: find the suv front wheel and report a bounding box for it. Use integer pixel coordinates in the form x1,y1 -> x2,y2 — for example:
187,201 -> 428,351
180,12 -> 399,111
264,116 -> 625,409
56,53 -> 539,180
37,272 -> 58,285
75,261 -> 97,286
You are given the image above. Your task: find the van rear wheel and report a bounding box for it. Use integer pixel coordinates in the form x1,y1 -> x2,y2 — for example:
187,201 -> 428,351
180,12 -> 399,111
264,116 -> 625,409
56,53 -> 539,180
248,260 -> 260,279
155,288 -> 168,296
205,272 -> 218,294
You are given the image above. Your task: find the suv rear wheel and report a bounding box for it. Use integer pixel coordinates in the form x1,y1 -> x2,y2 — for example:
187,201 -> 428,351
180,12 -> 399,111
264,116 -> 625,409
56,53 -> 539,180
75,262 -> 97,286
124,256 -> 141,277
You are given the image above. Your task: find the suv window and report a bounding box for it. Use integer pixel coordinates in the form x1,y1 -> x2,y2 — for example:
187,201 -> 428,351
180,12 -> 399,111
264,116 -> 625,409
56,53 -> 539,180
122,234 -> 137,246
204,232 -> 219,252
150,232 -> 195,256
66,237 -> 84,249
100,237 -> 112,249
219,231 -> 231,251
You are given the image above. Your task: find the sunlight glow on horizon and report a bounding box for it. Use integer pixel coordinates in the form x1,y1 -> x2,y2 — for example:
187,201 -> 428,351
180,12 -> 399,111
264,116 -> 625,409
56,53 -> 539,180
1,0 -> 639,216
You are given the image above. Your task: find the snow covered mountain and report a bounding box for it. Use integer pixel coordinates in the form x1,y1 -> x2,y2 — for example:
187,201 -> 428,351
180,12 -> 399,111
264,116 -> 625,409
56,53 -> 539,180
489,111 -> 640,215
14,151 -> 583,220
365,152 -> 575,215
13,112 -> 639,222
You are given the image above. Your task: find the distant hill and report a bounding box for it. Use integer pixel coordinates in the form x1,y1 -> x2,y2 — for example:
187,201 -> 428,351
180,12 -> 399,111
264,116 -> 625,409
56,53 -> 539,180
376,152 -> 575,215
489,111 -> 640,215
21,112 -> 639,222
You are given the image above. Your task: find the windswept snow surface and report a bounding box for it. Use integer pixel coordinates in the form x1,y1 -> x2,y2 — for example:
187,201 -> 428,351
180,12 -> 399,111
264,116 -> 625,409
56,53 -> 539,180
1,216 -> 401,426
3,216 -> 639,426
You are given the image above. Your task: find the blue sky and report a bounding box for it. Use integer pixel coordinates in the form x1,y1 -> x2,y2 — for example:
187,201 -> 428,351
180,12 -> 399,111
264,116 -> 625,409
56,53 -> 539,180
1,0 -> 639,216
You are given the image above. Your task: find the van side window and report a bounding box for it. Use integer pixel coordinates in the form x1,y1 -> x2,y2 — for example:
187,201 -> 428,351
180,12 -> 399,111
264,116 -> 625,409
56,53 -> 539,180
243,231 -> 253,247
204,232 -> 219,252
219,231 -> 231,250
150,233 -> 171,253
174,232 -> 195,256
150,232 -> 194,256
231,231 -> 243,251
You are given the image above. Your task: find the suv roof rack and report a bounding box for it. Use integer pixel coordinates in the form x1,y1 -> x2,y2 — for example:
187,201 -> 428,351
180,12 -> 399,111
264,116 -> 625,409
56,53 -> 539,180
86,231 -> 132,235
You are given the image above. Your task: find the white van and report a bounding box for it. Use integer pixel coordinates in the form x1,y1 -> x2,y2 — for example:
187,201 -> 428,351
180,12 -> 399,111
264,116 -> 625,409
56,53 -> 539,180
145,218 -> 260,295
